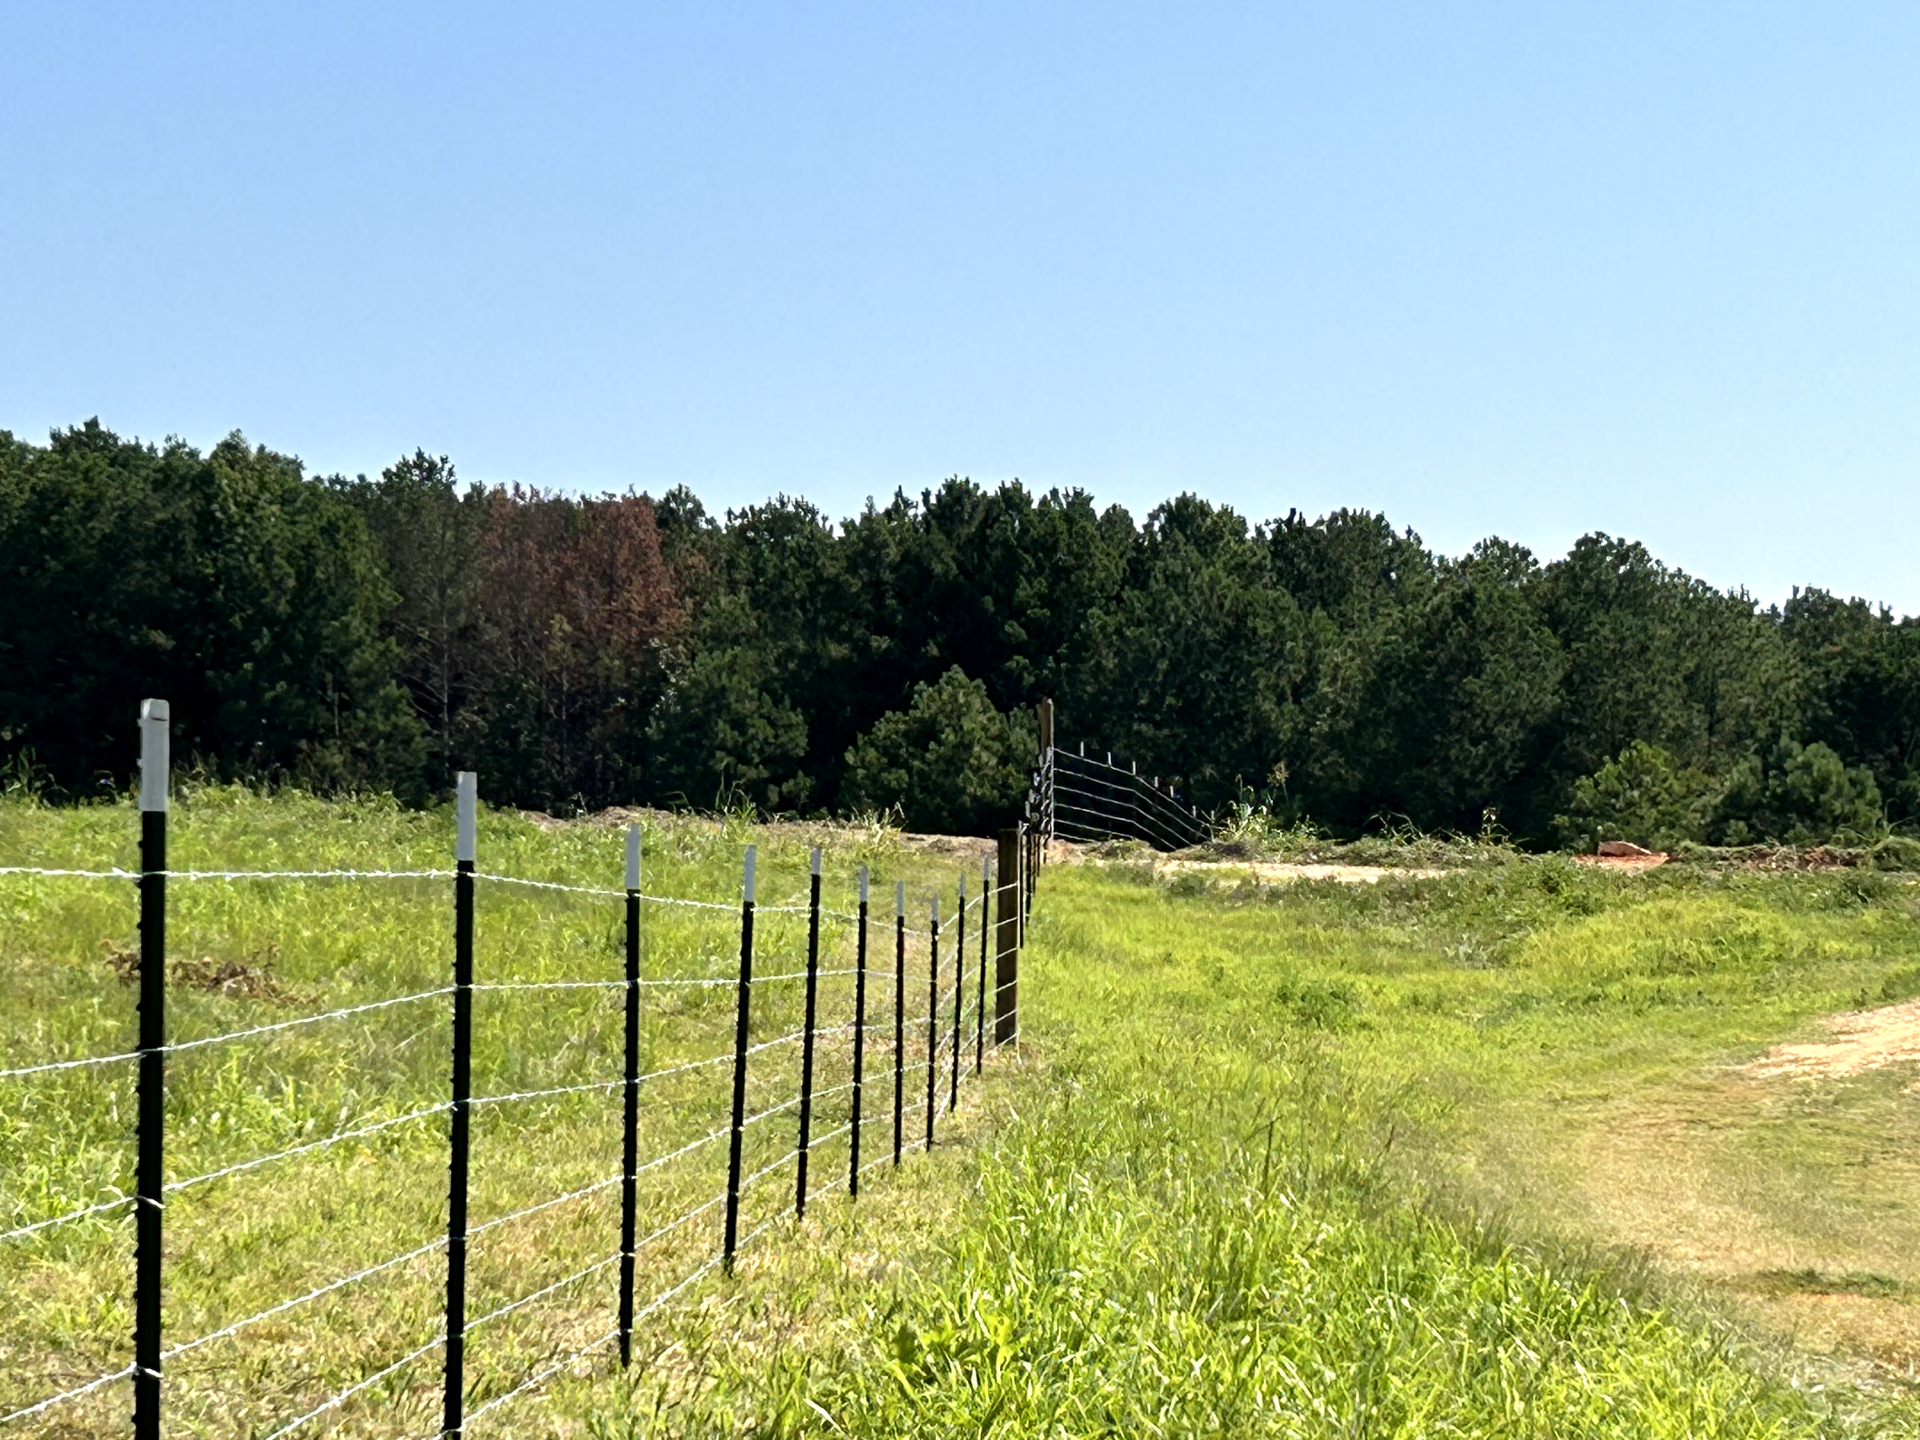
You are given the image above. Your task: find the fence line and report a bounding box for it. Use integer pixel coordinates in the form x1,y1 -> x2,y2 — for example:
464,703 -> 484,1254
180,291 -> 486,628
0,698 -> 1047,1436
1043,741 -> 1210,851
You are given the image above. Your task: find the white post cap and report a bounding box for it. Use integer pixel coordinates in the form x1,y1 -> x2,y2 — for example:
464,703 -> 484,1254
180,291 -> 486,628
626,824 -> 641,891
810,845 -> 821,877
456,772 -> 477,862
743,844 -> 757,903
138,699 -> 170,813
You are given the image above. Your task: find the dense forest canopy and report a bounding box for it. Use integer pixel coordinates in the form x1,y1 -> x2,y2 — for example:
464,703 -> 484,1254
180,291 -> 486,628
3,419 -> 1915,847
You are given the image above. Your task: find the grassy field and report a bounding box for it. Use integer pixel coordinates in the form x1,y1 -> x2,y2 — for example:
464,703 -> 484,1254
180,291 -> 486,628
8,795 -> 1920,1435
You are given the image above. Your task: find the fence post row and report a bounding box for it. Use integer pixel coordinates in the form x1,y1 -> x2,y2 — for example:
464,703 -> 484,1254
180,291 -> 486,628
849,866 -> 869,1196
442,771 -> 478,1437
618,823 -> 642,1368
24,703 -> 1050,1436
134,699 -> 168,1440
795,847 -> 823,1217
723,846 -> 756,1271
892,881 -> 905,1167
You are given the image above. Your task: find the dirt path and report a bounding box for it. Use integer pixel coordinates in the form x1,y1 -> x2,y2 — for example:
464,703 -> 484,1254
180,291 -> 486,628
1152,858 -> 1447,885
1740,998 -> 1920,1080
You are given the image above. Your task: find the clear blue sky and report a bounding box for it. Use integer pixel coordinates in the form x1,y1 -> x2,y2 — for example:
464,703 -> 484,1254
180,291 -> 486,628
4,3 -> 1915,613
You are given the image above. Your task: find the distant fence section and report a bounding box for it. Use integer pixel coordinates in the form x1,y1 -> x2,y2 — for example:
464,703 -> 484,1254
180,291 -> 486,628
1037,715 -> 1209,853
1,700 -> 1042,1437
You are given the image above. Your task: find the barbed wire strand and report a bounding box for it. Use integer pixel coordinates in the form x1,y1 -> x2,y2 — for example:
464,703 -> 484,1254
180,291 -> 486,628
471,1078 -> 621,1107
470,1187 -> 724,1339
471,1048 -> 737,1121
478,874 -> 849,917
0,866 -> 129,880
473,977 -> 732,992
170,988 -> 455,1057
0,866 -> 456,883
258,1334 -> 447,1440
2,1194 -> 131,1243
0,1048 -> 140,1080
4,974 -> 744,1082
473,1127 -> 728,1245
475,873 -> 622,898
163,1236 -> 447,1360
749,967 -> 857,986
740,1145 -> 802,1192
803,1120 -> 851,1150
467,1253 -> 621,1333
0,1362 -> 134,1425
164,1104 -> 448,1194
460,1250 -> 725,1431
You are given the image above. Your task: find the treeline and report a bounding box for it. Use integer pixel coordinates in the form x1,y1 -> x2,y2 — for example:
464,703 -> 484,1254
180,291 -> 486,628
3,419 -> 1915,847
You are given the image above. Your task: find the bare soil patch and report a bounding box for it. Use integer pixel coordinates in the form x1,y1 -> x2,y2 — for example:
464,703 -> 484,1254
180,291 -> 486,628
1574,852 -> 1670,871
1741,999 -> 1920,1081
1153,857 -> 1447,885
1042,837 -> 1445,883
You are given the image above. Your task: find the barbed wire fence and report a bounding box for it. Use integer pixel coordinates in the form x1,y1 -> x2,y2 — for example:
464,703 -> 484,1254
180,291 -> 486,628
1036,705 -> 1210,855
0,699 -> 1044,1437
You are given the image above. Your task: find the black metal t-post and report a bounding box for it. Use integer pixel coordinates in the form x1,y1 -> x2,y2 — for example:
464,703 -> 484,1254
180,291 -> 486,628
134,699 -> 168,1440
849,866 -> 868,1196
443,771 -> 478,1438
795,848 -> 822,1216
995,829 -> 1020,1047
723,846 -> 757,1269
892,882 -> 904,1167
976,855 -> 988,1074
925,898 -> 938,1150
618,823 -> 641,1367
950,874 -> 963,1112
